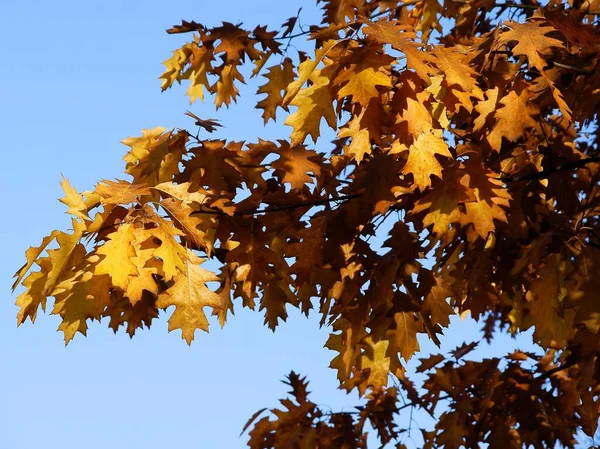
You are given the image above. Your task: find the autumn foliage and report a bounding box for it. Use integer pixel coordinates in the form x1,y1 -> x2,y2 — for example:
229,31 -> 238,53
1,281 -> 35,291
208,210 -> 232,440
12,0 -> 600,447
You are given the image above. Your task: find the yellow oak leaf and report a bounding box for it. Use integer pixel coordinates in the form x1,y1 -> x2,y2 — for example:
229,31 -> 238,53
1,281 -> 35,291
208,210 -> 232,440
94,223 -> 139,289
338,111 -> 372,163
154,181 -> 208,204
43,219 -> 87,297
160,44 -> 193,90
94,179 -> 152,205
12,230 -> 59,291
213,63 -> 244,108
52,270 -> 111,344
123,128 -> 186,186
126,265 -> 159,305
138,209 -> 187,281
156,249 -> 224,344
334,58 -> 392,106
15,221 -> 87,326
283,40 -> 337,105
359,337 -> 391,391
256,58 -> 296,123
284,70 -> 337,144
159,197 -> 216,254
15,260 -> 51,325
401,131 -> 452,190
184,47 -> 213,103
325,317 -> 367,384
59,177 -> 90,221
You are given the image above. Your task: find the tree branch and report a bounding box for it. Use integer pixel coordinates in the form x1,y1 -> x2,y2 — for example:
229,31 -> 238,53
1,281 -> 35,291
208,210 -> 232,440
499,156 -> 600,182
191,193 -> 363,216
451,0 -> 600,14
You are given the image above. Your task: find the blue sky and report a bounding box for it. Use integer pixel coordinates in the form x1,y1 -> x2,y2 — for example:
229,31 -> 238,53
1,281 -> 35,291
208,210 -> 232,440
1,2 -> 540,448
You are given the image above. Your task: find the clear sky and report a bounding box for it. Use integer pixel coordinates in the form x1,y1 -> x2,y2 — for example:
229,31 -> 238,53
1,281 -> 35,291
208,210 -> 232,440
1,2 -> 540,448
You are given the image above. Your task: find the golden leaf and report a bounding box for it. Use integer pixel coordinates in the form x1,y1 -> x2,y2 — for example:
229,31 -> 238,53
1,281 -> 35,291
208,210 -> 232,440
156,249 -> 223,344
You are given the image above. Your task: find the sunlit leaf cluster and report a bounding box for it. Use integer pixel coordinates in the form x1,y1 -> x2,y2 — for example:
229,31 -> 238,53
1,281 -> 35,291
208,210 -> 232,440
13,0 -> 600,447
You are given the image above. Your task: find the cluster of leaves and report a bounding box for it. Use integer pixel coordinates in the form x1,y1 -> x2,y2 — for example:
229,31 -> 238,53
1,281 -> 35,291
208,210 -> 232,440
13,0 -> 600,447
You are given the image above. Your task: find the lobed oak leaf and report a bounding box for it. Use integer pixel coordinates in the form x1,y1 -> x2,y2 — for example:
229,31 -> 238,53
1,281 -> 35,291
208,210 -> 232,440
436,412 -> 468,449
12,230 -> 60,291
417,353 -> 445,373
526,254 -> 574,348
319,0 -> 364,24
498,19 -> 564,72
184,111 -> 222,133
156,249 -> 223,344
401,131 -> 452,191
153,181 -> 209,204
459,162 -> 511,241
473,87 -> 500,132
363,20 -> 436,82
125,264 -> 159,305
284,70 -> 337,144
213,63 -> 244,108
410,168 -> 470,239
260,276 -> 298,331
15,260 -> 52,325
420,270 -> 454,328
94,223 -> 139,290
326,317 -> 367,384
287,214 -> 326,286
450,341 -> 478,360
334,52 -> 393,106
271,143 -> 322,190
395,96 -> 433,143
94,179 -> 152,205
52,270 -> 111,344
159,197 -> 216,254
138,210 -> 187,281
486,89 -> 538,151
256,58 -> 296,123
182,139 -> 243,194
39,219 -> 87,300
359,337 -> 391,392
387,312 -> 421,361
59,177 -> 91,221
338,112 -> 372,163
432,46 -> 483,109
184,47 -> 213,103
283,40 -> 337,105
160,44 -> 193,90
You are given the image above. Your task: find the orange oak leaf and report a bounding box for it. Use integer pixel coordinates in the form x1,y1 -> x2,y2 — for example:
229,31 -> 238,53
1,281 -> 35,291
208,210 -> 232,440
498,19 -> 564,72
